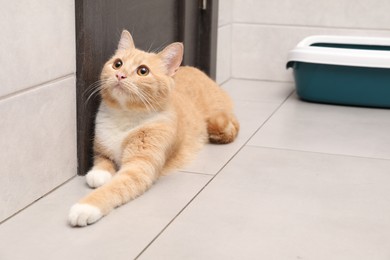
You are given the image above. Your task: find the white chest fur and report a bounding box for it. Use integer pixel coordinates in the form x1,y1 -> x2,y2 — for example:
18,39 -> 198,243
94,103 -> 167,166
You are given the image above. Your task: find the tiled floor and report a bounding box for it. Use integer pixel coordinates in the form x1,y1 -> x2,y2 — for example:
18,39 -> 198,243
2,79 -> 390,260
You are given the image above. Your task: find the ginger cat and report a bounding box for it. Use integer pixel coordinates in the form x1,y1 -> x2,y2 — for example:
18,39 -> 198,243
69,30 -> 239,227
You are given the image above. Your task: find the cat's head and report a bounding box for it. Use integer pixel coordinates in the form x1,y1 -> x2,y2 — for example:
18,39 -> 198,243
99,30 -> 183,111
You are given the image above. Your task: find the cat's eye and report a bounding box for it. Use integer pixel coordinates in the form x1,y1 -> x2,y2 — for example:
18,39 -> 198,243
136,65 -> 149,76
112,59 -> 123,70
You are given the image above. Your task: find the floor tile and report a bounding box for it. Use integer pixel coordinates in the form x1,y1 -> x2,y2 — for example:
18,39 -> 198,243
184,80 -> 294,175
139,146 -> 390,260
184,101 -> 279,174
249,94 -> 390,159
0,172 -> 211,260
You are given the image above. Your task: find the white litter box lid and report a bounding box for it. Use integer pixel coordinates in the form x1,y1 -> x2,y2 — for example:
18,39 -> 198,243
287,35 -> 390,68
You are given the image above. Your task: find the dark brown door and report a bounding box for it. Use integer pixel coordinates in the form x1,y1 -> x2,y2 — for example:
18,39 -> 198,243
75,0 -> 219,175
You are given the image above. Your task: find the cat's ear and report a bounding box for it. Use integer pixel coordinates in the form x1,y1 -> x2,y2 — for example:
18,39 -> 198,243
159,42 -> 183,76
117,30 -> 135,51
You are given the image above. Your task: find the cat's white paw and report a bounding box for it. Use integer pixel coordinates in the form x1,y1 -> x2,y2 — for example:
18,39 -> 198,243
68,203 -> 103,227
86,169 -> 112,188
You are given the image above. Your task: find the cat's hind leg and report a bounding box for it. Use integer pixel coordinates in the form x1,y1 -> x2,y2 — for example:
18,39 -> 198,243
207,110 -> 239,144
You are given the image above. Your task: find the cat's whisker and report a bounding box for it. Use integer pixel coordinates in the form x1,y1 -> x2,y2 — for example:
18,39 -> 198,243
84,87 -> 103,106
151,41 -> 169,53
83,79 -> 107,95
83,80 -> 107,99
136,88 -> 159,112
84,88 -> 102,107
136,90 -> 157,112
83,85 -> 100,100
83,79 -> 115,107
121,81 -> 157,112
131,83 -> 159,112
147,40 -> 156,53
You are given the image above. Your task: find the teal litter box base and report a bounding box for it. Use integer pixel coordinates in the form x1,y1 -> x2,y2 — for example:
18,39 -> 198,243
289,62 -> 390,108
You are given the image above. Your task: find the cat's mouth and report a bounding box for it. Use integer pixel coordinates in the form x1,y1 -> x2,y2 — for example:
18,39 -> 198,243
111,82 -> 129,95
111,82 -> 140,100
113,82 -> 126,90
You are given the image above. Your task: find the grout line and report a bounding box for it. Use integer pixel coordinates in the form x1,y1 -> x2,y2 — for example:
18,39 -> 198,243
242,90 -> 295,140
229,77 -> 294,84
228,24 -> 233,81
246,144 -> 390,162
218,77 -> 232,86
0,175 -> 77,226
135,89 -> 295,259
232,21 -> 390,32
134,176 -> 215,259
220,90 -> 295,161
218,23 -> 232,29
178,170 -> 215,176
0,73 -> 75,103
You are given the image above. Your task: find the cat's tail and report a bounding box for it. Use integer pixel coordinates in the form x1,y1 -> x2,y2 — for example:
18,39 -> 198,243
207,111 -> 239,144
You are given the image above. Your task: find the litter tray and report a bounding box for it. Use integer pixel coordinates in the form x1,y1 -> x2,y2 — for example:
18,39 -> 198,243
287,35 -> 390,108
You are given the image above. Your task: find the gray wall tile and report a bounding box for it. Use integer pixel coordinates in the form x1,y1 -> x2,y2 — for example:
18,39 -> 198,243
216,25 -> 232,84
233,0 -> 390,30
0,76 -> 77,221
231,24 -> 390,81
0,0 -> 75,97
218,0 -> 233,27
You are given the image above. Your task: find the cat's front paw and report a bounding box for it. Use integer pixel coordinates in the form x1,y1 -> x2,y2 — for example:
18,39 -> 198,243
86,169 -> 112,188
68,203 -> 103,227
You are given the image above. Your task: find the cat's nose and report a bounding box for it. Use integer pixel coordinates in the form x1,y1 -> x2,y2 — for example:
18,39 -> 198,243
116,72 -> 127,81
